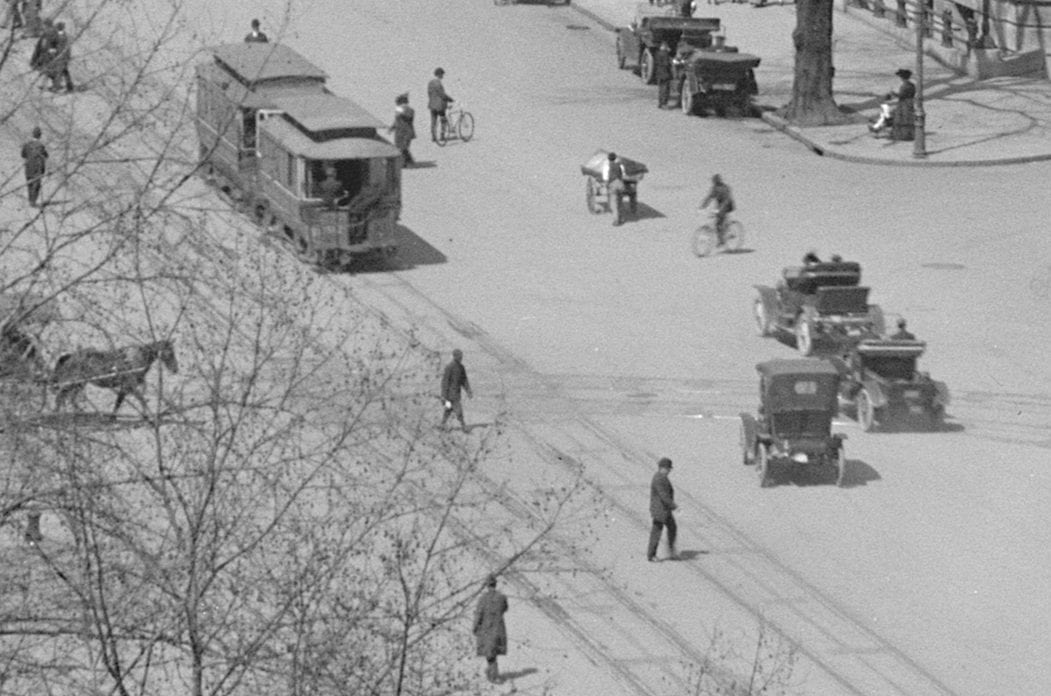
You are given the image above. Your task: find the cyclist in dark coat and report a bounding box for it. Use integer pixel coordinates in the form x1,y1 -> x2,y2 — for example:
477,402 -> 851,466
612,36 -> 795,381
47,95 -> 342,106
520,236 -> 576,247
700,174 -> 735,245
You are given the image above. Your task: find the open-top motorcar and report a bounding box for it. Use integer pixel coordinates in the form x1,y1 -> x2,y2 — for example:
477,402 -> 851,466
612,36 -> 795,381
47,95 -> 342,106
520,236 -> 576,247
753,259 -> 885,356
740,359 -> 847,487
679,50 -> 760,117
834,338 -> 949,431
616,3 -> 721,83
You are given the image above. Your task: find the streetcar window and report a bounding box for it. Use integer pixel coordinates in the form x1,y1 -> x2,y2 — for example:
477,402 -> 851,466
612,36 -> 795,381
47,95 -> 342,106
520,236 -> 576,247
368,158 -> 388,186
242,109 -> 257,150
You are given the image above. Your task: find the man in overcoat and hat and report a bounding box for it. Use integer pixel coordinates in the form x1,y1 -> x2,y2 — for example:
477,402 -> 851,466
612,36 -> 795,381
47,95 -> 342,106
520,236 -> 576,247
440,348 -> 472,431
473,574 -> 509,683
647,457 -> 678,561
20,126 -> 48,207
427,67 -> 453,143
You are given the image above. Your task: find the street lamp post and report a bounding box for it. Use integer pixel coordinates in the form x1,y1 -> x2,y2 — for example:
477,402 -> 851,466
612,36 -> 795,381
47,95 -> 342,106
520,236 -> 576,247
913,0 -> 928,158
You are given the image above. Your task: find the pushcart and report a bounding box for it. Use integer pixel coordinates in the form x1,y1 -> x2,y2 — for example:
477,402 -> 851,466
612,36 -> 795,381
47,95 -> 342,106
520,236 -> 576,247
580,150 -> 648,225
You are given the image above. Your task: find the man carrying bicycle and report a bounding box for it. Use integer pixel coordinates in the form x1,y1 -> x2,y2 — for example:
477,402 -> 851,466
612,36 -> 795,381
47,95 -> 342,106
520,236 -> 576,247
427,67 -> 454,143
699,174 -> 735,246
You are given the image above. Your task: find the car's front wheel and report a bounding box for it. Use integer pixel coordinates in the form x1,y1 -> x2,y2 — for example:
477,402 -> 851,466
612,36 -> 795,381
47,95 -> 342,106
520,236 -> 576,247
856,388 -> 878,432
795,316 -> 814,356
640,49 -> 655,84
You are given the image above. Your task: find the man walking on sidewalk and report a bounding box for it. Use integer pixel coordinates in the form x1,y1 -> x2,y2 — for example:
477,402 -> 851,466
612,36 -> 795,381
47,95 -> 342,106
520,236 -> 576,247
21,126 -> 48,207
440,348 -> 472,431
473,574 -> 509,683
647,457 -> 678,562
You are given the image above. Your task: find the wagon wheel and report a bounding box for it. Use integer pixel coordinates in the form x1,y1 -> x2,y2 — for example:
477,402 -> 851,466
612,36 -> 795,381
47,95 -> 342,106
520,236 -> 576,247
795,316 -> 814,356
585,178 -> 603,214
834,446 -> 847,487
856,388 -> 879,432
640,49 -> 655,84
754,298 -> 772,336
756,446 -> 771,487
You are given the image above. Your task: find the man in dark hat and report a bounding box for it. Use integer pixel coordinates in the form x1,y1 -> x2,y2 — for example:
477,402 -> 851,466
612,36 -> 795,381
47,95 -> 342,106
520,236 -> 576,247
891,318 -> 916,340
870,68 -> 916,140
20,126 -> 48,207
473,574 -> 509,683
427,67 -> 453,143
45,21 -> 74,93
440,348 -> 472,431
244,18 -> 268,43
647,457 -> 678,562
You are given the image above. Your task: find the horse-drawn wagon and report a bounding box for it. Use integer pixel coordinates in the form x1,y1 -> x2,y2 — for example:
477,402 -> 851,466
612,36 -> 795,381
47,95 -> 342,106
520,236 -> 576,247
0,293 -> 59,382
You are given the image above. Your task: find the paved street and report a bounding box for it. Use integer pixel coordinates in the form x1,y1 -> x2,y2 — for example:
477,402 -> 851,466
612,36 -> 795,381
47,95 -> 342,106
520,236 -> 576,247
100,0 -> 1051,694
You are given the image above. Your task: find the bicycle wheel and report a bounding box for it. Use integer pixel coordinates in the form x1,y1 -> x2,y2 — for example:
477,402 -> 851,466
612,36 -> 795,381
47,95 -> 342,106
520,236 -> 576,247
692,225 -> 716,257
457,112 -> 475,142
724,220 -> 745,252
436,119 -> 449,147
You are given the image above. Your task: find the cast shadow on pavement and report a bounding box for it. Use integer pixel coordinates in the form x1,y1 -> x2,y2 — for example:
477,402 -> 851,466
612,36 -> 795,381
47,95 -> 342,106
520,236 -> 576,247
676,549 -> 710,561
404,160 -> 437,169
499,667 -> 539,682
774,458 -> 880,488
346,224 -> 447,274
625,202 -> 665,223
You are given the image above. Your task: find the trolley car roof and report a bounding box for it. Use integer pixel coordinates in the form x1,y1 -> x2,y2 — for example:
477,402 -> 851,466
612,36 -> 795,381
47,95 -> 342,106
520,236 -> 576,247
211,43 -> 327,85
261,118 -> 400,160
268,92 -> 385,132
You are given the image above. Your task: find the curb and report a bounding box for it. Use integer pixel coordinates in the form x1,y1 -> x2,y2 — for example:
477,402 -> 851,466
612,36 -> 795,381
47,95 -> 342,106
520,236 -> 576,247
760,112 -> 1051,167
570,0 -> 1051,167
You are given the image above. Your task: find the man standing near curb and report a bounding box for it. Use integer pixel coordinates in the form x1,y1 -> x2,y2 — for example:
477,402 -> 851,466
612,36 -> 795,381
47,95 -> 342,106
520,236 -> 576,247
21,126 -> 48,208
440,348 -> 472,432
647,457 -> 678,562
427,67 -> 453,143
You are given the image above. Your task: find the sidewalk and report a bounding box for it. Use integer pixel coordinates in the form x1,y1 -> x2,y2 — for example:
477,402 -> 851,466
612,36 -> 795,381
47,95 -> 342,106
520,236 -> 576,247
570,0 -> 1051,166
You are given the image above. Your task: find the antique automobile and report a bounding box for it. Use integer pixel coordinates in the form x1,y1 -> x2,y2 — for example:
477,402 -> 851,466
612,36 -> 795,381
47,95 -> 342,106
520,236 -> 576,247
615,3 -> 720,83
740,359 -> 847,487
679,50 -> 760,117
833,338 -> 949,431
753,259 -> 885,356
580,150 -> 648,226
196,43 -> 402,268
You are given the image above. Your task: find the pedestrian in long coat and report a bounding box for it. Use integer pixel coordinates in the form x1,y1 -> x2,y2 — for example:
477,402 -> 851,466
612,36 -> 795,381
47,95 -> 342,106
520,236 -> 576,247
647,457 -> 678,562
440,348 -> 472,431
473,574 -> 509,683
46,21 -> 73,92
389,93 -> 416,166
655,42 -> 673,108
29,18 -> 53,71
20,126 -> 48,207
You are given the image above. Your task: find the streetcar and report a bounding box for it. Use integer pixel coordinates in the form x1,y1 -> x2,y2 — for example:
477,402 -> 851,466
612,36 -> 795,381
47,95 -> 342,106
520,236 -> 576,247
195,43 -> 402,267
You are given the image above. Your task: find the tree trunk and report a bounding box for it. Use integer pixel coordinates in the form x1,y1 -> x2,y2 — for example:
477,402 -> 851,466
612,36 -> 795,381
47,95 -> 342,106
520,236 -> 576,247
782,0 -> 849,125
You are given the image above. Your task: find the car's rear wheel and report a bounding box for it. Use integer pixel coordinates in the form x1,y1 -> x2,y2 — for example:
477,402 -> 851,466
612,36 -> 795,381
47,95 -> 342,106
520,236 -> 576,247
757,446 -> 771,487
640,49 -> 655,84
856,389 -> 878,432
835,447 -> 847,487
795,316 -> 814,356
754,298 -> 772,337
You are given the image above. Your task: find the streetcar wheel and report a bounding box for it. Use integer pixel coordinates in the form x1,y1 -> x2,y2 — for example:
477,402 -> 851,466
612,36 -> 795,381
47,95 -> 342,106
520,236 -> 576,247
457,112 -> 475,142
691,225 -> 715,257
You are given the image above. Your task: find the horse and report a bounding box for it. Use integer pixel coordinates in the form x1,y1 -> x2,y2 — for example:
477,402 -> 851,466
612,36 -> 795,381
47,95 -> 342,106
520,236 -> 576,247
52,339 -> 178,418
0,324 -> 46,380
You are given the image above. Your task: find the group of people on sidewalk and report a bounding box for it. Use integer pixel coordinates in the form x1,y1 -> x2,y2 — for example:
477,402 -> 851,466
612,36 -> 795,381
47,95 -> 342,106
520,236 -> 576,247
4,2 -> 74,93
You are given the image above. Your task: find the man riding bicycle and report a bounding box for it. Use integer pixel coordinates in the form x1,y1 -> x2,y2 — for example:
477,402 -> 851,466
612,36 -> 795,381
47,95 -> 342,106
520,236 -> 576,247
427,67 -> 454,142
699,174 -> 735,245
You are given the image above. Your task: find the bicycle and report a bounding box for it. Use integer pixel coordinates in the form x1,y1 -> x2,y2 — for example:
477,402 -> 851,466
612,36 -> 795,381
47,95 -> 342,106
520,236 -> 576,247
692,207 -> 745,257
436,103 -> 475,146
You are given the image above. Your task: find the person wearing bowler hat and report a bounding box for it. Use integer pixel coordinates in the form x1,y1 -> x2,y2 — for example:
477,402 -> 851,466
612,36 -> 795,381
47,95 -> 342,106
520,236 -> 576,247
440,348 -> 472,431
870,68 -> 916,140
473,574 -> 509,683
647,457 -> 679,562
389,92 -> 416,167
244,18 -> 268,43
427,67 -> 453,143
